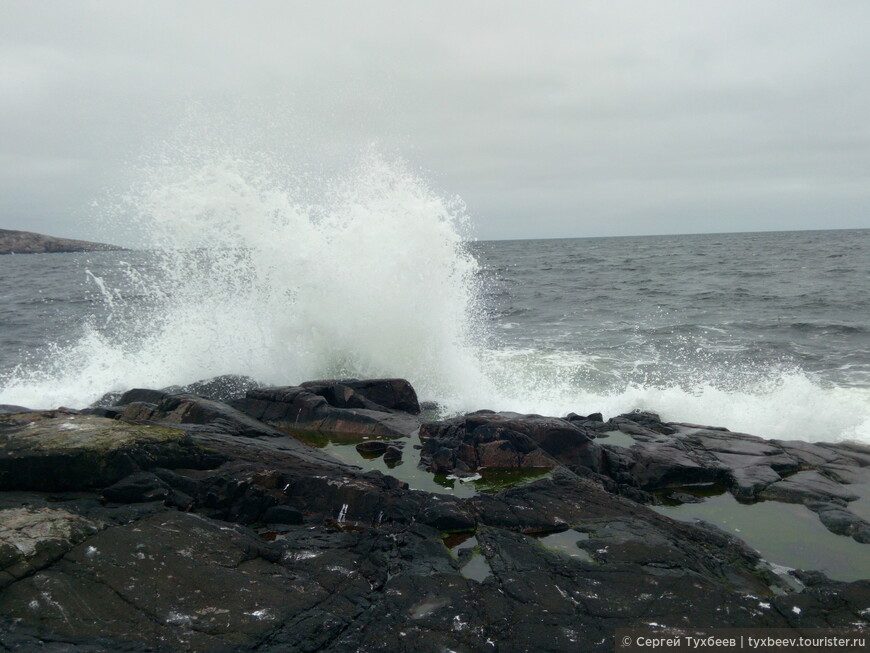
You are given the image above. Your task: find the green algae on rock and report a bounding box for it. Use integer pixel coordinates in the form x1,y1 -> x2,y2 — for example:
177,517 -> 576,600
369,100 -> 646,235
0,411 -> 223,491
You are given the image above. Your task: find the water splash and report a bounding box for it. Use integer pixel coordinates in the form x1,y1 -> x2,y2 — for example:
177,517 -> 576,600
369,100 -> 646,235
473,348 -> 870,442
0,151 -> 494,409
1,148 -> 867,444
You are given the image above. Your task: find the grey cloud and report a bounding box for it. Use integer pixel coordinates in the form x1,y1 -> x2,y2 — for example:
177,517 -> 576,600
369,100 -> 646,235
1,1 -> 868,242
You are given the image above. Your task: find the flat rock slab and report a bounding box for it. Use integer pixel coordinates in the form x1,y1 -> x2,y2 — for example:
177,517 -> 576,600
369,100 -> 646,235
598,413 -> 870,540
113,393 -> 344,468
808,502 -> 870,543
0,511 -> 359,651
0,507 -> 104,589
760,470 -> 861,504
0,412 -> 224,491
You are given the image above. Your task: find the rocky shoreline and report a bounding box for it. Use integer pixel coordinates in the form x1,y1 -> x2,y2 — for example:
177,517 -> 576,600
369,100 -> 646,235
1,377 -> 867,651
0,229 -> 121,255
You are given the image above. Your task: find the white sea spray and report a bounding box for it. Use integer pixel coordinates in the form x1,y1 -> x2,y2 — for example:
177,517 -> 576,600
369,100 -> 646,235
0,146 -> 867,444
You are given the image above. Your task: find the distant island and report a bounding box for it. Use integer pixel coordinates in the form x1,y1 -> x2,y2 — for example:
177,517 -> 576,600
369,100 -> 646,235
0,228 -> 122,255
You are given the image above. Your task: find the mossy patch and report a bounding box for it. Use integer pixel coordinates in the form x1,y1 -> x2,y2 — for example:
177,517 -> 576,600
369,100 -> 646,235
0,413 -> 187,454
0,413 -> 219,492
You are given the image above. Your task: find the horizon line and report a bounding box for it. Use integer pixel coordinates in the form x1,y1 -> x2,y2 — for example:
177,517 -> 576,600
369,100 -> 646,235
476,225 -> 869,244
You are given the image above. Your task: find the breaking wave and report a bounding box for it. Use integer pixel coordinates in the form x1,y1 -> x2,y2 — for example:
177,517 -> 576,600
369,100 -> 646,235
1,148 -> 867,444
0,152 -> 492,409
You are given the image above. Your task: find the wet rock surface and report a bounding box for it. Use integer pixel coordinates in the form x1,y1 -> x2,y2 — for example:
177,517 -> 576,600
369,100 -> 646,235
229,378 -> 421,440
589,411 -> 870,542
420,410 -> 603,475
0,411 -> 224,491
0,382 -> 867,651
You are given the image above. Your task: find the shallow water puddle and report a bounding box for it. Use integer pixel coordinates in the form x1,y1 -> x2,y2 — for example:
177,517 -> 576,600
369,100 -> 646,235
409,597 -> 449,619
289,430 -> 387,449
536,529 -> 594,562
443,534 -> 493,582
595,430 -> 638,448
446,533 -> 478,553
460,552 -> 493,582
654,492 -> 870,582
442,468 -> 552,494
298,428 -> 552,497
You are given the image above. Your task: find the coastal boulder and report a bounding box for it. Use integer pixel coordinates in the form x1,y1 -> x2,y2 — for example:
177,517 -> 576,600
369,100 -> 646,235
420,411 -> 603,474
301,378 -> 420,414
230,379 -> 421,440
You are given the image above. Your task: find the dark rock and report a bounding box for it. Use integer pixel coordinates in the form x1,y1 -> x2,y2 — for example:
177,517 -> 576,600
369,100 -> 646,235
262,505 -> 304,525
564,412 -> 610,432
231,381 -> 421,440
420,411 -> 602,475
806,502 -> 870,543
759,470 -> 860,504
383,446 -> 403,463
771,439 -> 844,466
672,422 -> 731,432
301,378 -> 421,414
165,374 -> 262,402
102,472 -> 170,504
355,440 -> 389,456
3,472 -> 869,652
729,464 -> 783,500
81,405 -> 125,419
0,511 -> 331,650
615,436 -> 728,489
617,411 -> 678,435
0,405 -> 32,414
420,501 -> 476,532
118,388 -> 169,405
599,420 -> 870,538
127,393 -> 280,436
151,467 -> 202,496
0,506 -> 104,590
669,491 -> 705,504
116,392 -> 343,467
0,412 -> 224,492
118,400 -> 159,421
2,381 -> 870,651
607,419 -> 661,439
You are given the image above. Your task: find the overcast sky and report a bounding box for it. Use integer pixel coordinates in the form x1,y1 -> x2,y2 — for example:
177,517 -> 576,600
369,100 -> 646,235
1,1 -> 869,242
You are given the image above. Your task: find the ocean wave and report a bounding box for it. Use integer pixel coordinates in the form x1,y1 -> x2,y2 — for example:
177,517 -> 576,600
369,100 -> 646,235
1,149 -> 867,446
0,151 -> 488,410
469,350 -> 870,444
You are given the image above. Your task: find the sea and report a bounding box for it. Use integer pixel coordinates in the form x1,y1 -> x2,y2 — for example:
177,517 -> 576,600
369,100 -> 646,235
0,158 -> 868,444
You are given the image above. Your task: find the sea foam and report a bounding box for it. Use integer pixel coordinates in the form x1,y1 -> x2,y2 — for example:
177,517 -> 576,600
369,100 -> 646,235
1,151 -> 867,444
0,153 -> 490,410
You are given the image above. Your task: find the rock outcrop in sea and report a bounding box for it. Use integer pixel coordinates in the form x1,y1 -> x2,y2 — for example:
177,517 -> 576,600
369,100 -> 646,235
0,378 -> 867,651
0,228 -> 122,255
